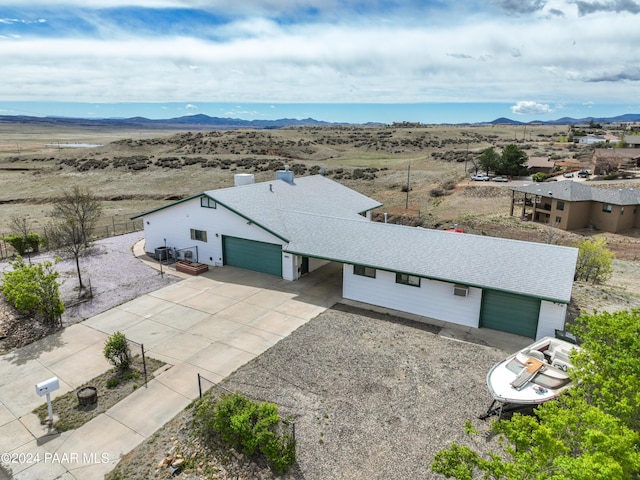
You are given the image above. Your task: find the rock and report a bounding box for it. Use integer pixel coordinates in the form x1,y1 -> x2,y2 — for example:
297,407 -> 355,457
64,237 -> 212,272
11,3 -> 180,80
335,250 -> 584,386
171,457 -> 185,468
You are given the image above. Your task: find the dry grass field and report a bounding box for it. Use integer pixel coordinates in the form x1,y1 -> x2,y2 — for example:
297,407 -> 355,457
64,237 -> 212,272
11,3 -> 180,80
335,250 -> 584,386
0,122 -> 573,233
1,120 -> 639,312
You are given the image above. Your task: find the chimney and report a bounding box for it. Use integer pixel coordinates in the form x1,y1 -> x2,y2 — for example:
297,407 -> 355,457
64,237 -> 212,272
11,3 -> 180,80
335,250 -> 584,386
275,164 -> 294,184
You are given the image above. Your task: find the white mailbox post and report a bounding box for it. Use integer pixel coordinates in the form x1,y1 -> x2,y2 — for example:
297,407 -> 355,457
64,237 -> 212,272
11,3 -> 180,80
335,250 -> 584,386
35,377 -> 60,424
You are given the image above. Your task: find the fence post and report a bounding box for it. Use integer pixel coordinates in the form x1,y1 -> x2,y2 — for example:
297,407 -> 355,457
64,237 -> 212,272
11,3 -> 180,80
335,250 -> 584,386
141,343 -> 148,387
197,373 -> 202,398
112,216 -> 116,236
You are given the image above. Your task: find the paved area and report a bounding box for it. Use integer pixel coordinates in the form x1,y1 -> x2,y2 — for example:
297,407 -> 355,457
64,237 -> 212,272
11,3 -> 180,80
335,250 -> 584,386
0,243 -> 531,480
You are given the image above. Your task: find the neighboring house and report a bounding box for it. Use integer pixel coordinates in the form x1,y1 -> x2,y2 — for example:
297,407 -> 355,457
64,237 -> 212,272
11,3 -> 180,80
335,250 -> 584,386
625,136 -> 640,148
510,181 -> 640,233
593,148 -> 640,173
526,156 -> 555,174
578,135 -> 607,145
133,169 -> 579,339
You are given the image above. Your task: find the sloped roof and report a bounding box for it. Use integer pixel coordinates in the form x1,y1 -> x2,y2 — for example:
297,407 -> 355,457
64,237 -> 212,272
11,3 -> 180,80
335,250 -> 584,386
133,175 -> 382,241
526,156 -> 554,168
512,181 -> 640,205
283,212 -> 578,303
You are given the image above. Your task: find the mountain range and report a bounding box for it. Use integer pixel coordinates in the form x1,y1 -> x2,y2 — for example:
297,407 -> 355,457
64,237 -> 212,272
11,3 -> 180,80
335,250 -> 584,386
0,113 -> 639,129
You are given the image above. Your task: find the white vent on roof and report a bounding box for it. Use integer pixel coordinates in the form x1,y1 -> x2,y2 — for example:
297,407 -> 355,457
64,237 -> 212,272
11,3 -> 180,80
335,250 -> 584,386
453,285 -> 469,297
234,173 -> 255,186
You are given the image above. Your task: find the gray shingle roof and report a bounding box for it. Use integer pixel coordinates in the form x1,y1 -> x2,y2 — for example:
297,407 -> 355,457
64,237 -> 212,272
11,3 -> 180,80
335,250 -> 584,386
283,212 -> 578,303
206,175 -> 382,240
513,181 -> 640,205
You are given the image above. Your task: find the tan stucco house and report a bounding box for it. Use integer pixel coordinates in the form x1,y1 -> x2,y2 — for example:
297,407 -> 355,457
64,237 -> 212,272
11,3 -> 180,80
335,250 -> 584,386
510,181 -> 640,233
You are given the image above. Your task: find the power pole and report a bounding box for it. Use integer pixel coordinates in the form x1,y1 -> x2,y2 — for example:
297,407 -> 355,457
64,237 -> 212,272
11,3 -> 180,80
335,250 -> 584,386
405,163 -> 411,210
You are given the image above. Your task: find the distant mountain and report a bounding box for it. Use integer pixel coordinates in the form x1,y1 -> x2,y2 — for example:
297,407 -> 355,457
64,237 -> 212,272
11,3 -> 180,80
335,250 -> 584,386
0,113 -> 354,130
1,112 -> 638,129
488,113 -> 640,126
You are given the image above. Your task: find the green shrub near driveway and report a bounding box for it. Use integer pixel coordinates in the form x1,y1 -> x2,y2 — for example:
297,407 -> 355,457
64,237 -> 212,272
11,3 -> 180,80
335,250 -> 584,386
103,331 -> 132,373
193,392 -> 296,473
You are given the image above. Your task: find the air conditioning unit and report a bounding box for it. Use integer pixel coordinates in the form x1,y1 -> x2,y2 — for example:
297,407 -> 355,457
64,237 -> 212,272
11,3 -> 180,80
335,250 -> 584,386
453,285 -> 469,297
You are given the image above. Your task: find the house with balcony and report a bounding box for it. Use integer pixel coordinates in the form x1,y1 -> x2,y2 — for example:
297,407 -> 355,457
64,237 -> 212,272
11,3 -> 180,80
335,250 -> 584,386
510,181 -> 640,233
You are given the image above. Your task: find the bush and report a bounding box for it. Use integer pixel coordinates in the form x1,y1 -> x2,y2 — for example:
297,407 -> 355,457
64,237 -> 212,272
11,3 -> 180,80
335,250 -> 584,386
2,233 -> 43,256
0,256 -> 64,326
103,332 -> 132,373
531,172 -> 550,182
194,392 -> 296,473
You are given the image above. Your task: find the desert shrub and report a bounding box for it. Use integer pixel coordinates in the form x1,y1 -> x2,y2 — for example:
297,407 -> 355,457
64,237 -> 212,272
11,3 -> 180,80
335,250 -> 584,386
430,188 -> 447,197
103,331 -> 132,373
2,233 -> 42,256
106,378 -> 120,388
1,256 -> 64,326
194,392 -> 296,473
531,172 -> 550,182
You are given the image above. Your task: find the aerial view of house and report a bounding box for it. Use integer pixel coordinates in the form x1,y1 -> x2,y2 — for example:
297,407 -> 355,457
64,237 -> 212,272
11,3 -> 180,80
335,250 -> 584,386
133,168 -> 579,339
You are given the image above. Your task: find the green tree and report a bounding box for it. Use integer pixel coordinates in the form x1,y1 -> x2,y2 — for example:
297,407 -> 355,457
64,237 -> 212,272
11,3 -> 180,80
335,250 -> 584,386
431,308 -> 640,479
478,147 -> 500,174
1,256 -> 64,327
574,237 -> 614,284
498,144 -> 528,177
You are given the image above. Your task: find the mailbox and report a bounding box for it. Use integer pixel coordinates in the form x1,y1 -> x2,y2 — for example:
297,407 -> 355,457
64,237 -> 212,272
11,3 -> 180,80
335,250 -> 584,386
35,377 -> 60,397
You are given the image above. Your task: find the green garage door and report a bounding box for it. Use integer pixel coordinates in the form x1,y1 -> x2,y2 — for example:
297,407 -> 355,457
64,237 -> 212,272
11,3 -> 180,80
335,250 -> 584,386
222,236 -> 282,277
480,290 -> 541,338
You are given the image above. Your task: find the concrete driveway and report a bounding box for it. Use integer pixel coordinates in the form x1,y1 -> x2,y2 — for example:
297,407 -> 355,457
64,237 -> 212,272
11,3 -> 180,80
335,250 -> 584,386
0,262 -> 342,480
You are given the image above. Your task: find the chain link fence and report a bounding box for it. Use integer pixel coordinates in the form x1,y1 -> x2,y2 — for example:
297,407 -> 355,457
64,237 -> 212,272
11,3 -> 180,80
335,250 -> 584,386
0,216 -> 143,260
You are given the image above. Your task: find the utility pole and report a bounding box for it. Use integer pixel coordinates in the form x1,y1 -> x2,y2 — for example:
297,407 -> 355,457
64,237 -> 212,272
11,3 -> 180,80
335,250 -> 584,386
405,163 -> 410,209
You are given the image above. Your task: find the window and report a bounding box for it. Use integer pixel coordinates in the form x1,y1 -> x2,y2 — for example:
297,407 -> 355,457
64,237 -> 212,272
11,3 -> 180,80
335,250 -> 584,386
190,229 -> 207,242
620,206 -> 624,215
556,201 -> 564,211
555,216 -> 562,224
396,273 -> 420,287
200,197 -> 216,209
602,204 -> 612,213
353,265 -> 376,278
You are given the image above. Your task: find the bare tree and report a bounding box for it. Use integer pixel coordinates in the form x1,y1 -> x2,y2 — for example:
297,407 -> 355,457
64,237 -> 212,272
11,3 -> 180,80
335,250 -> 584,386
51,186 -> 102,248
48,186 -> 102,292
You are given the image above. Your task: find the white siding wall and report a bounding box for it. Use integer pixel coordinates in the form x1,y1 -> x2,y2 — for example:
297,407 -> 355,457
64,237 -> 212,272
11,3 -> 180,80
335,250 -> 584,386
282,255 -> 332,281
342,265 -> 482,328
536,301 -> 567,339
142,198 -> 285,268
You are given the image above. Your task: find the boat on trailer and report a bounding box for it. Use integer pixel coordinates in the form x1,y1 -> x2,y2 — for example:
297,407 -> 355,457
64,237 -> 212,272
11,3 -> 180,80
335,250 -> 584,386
480,335 -> 580,419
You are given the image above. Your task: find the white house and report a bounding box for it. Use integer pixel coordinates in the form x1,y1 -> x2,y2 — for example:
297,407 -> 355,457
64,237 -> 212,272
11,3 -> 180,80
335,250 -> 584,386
133,169 -> 579,339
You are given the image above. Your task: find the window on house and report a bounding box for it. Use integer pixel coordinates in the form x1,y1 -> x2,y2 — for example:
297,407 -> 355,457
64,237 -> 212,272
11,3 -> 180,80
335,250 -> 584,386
200,197 -> 216,209
620,206 -> 624,215
555,216 -> 562,224
556,201 -> 564,211
602,204 -> 612,213
190,229 -> 207,242
396,273 -> 420,287
353,265 -> 376,278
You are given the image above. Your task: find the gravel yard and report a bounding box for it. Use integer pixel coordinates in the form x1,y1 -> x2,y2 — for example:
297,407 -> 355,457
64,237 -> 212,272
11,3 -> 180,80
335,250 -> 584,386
108,303 -> 508,480
217,304 -> 507,479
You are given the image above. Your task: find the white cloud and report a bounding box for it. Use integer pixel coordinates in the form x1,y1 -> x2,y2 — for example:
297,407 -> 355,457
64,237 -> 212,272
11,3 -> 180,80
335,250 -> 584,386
511,101 -> 552,115
0,2 -> 639,106
185,104 -> 198,110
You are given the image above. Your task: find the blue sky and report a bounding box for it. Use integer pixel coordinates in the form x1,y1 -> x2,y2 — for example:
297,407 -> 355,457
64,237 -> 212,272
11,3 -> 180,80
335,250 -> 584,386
0,1 -> 639,123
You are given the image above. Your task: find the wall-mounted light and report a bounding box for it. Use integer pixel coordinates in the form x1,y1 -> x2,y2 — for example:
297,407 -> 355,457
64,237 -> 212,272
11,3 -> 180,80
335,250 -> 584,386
215,233 -> 219,237
146,221 -> 150,225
